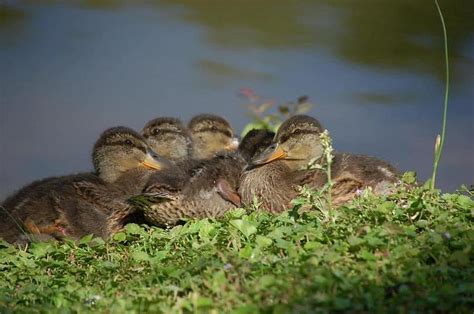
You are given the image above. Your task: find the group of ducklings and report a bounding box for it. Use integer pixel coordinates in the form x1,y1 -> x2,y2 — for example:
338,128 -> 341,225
0,114 -> 400,245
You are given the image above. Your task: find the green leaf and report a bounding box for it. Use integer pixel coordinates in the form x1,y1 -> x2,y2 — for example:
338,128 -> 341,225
359,250 -> 376,261
112,232 -> 126,242
125,223 -> 145,235
402,171 -> 417,184
29,242 -> 53,258
255,235 -> 272,248
196,297 -> 213,308
79,234 -> 94,244
131,249 -> 150,262
239,245 -> 253,259
456,195 -> 474,210
230,219 -> 257,238
198,219 -> 215,239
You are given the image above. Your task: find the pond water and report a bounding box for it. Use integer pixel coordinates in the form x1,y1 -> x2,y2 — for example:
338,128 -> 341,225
1,0 -> 473,199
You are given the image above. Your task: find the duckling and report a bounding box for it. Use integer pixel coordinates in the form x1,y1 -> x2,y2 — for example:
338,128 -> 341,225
141,117 -> 193,162
240,115 -> 400,212
238,129 -> 275,163
0,127 -> 169,244
134,129 -> 275,227
188,114 -> 239,159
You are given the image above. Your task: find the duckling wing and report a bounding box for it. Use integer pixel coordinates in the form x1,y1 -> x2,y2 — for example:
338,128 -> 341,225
216,179 -> 241,207
72,181 -> 127,215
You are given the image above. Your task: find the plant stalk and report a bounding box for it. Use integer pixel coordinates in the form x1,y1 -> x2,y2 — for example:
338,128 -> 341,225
430,0 -> 449,189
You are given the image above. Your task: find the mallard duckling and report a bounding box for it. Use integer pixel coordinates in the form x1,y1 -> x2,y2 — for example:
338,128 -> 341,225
0,127 -> 169,244
134,129 -> 275,227
238,129 -> 275,162
188,114 -> 239,159
141,117 -> 193,162
240,115 -> 400,212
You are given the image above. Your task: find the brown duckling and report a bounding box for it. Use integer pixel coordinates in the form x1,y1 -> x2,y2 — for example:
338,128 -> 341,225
141,117 -> 193,162
0,127 -> 169,244
188,114 -> 239,159
239,115 -> 400,212
238,129 -> 275,163
135,129 -> 275,227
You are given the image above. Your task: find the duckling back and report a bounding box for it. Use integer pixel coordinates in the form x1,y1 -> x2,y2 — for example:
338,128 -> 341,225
140,154 -> 245,227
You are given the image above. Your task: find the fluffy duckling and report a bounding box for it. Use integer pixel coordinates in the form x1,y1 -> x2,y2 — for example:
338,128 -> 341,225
141,117 -> 193,162
134,129 -> 275,227
0,127 -> 169,244
238,129 -> 275,163
188,114 -> 239,159
239,115 -> 400,212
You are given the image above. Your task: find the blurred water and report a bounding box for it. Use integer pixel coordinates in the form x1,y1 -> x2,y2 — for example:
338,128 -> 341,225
1,0 -> 473,199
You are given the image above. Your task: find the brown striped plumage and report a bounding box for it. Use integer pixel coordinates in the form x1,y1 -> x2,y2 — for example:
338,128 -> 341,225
0,127 -> 169,244
137,129 -> 275,227
239,115 -> 400,212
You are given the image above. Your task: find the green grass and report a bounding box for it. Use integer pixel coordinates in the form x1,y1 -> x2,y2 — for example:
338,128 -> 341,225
1,175 -> 472,313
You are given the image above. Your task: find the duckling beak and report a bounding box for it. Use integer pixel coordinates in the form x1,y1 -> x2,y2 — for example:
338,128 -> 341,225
141,149 -> 170,170
224,137 -> 240,151
249,143 -> 287,166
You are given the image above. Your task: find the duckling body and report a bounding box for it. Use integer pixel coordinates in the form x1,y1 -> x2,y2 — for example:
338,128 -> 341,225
0,127 -> 168,244
1,173 -> 134,243
141,154 -> 244,226
240,115 -> 400,212
137,129 -> 275,227
239,160 -> 296,213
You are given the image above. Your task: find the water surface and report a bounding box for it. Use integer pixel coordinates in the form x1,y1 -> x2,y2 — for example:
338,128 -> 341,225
1,0 -> 473,199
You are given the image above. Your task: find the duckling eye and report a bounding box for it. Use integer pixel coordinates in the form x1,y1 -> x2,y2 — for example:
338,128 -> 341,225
125,139 -> 133,146
211,126 -> 218,131
152,128 -> 159,135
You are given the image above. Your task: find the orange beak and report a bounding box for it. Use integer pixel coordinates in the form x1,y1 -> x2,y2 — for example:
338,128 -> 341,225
249,143 -> 287,166
141,149 -> 169,170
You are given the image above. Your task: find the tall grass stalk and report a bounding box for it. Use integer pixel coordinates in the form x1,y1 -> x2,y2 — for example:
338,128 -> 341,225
0,205 -> 32,242
430,0 -> 450,189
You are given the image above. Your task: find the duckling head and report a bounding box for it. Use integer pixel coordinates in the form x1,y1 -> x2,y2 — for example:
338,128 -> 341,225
238,129 -> 275,162
142,117 -> 192,162
93,127 -> 170,183
249,115 -> 324,171
188,114 -> 239,159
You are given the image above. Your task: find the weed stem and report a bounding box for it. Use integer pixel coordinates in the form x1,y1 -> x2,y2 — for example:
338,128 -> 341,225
431,0 -> 449,189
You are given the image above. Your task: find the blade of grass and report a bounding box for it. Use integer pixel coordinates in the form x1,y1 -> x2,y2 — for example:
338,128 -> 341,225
430,0 -> 449,189
0,205 -> 33,242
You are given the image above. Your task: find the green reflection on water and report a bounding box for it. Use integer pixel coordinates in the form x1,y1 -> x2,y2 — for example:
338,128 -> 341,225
0,5 -> 27,28
2,0 -> 473,81
196,59 -> 274,85
157,0 -> 474,80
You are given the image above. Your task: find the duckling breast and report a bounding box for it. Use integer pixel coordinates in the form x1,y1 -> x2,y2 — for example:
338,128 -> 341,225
239,161 -> 296,214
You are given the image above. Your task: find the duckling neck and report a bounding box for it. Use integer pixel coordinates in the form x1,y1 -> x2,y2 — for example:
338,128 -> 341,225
191,140 -> 212,159
285,144 -> 324,171
97,168 -> 121,184
113,168 -> 155,195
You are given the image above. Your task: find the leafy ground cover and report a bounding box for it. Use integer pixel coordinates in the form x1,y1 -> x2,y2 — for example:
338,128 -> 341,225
1,175 -> 472,313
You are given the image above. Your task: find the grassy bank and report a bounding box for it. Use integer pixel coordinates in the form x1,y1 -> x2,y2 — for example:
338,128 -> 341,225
1,176 -> 472,313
